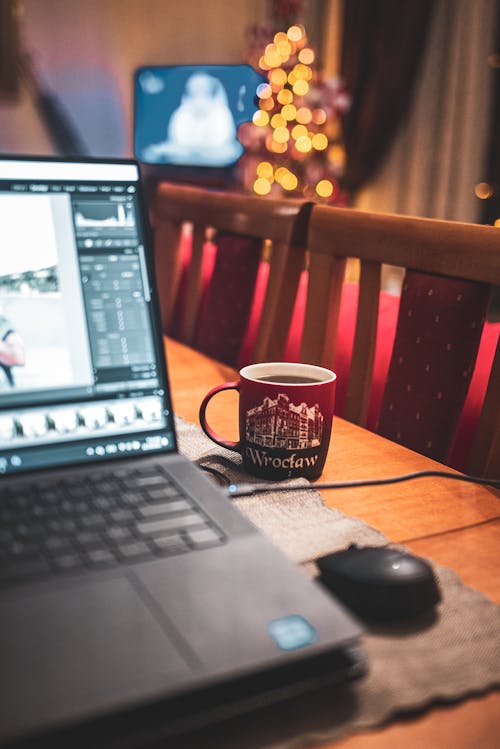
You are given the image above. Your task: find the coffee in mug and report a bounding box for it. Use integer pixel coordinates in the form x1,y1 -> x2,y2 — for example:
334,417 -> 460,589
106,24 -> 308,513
199,362 -> 336,480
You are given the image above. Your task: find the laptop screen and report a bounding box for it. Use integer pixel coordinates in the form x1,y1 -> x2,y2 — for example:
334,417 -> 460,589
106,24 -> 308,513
0,157 -> 175,476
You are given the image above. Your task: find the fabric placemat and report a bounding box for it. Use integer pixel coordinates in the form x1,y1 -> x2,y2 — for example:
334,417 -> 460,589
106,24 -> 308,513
176,416 -> 500,748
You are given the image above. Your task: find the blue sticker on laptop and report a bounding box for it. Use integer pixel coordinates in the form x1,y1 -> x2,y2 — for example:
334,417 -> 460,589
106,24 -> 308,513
268,615 -> 318,651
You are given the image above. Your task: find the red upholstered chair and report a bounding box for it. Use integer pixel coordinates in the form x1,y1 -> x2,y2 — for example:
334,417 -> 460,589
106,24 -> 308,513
278,205 -> 500,478
150,182 -> 311,367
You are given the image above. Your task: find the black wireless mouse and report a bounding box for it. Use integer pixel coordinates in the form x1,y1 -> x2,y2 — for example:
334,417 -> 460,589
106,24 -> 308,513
316,544 -> 441,622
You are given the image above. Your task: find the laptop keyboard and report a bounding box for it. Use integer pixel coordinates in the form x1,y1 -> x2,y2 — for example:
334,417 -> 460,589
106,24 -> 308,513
0,464 -> 226,586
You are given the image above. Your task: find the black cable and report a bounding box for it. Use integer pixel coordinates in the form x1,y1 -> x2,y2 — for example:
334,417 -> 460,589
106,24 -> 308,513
226,470 -> 500,498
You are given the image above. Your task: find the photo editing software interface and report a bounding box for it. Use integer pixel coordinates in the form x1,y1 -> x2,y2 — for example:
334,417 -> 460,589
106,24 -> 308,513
0,160 -> 174,475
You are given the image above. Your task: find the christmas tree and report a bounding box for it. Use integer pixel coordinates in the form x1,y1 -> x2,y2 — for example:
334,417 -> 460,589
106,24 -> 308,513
239,23 -> 350,203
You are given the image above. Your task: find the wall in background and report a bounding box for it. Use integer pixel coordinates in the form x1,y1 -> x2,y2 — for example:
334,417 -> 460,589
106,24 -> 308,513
0,0 -> 267,156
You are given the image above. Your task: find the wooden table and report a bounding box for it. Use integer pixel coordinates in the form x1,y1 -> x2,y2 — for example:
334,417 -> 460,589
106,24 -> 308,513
165,337 -> 500,749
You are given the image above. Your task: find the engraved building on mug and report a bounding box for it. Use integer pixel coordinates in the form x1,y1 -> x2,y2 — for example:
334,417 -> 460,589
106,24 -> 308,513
246,393 -> 323,450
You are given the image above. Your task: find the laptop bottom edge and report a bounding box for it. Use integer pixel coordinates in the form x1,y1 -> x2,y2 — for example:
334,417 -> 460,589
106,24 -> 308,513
4,643 -> 366,749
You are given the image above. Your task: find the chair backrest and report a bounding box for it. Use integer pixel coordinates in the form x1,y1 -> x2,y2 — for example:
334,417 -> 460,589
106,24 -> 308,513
292,205 -> 500,478
150,182 -> 311,366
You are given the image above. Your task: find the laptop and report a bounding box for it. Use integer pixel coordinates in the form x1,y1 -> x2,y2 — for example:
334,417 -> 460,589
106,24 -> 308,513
0,156 -> 366,748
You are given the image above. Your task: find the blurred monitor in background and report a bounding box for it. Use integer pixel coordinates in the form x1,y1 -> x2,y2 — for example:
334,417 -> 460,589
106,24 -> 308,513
134,64 -> 265,184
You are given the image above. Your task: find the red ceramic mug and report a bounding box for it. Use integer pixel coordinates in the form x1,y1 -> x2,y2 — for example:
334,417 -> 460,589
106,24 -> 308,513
199,362 -> 336,480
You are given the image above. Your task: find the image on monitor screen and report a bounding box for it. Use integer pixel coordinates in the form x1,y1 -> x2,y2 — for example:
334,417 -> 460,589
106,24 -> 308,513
134,64 -> 266,168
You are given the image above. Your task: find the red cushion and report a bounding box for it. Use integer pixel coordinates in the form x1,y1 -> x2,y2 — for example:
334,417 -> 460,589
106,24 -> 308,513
376,271 -> 492,466
449,319 -> 499,470
193,233 -> 262,366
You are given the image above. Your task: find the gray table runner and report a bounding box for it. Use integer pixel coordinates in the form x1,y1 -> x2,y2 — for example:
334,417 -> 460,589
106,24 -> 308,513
176,416 -> 500,748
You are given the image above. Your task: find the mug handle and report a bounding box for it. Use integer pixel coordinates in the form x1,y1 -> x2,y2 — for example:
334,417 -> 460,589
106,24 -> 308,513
199,381 -> 241,452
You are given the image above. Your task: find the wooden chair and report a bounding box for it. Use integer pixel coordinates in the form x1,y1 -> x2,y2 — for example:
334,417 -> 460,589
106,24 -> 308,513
281,205 -> 500,478
150,182 -> 311,366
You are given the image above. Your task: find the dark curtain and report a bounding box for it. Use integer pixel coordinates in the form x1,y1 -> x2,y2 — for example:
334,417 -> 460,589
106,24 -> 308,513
0,0 -> 21,100
340,0 -> 435,194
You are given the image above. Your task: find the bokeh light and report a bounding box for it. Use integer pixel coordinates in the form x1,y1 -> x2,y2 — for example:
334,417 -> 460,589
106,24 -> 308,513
271,139 -> 288,153
261,97 -> 275,111
292,79 -> 309,96
269,68 -> 288,88
312,133 -> 328,150
281,172 -> 298,190
293,64 -> 309,80
295,136 -> 312,153
264,48 -> 281,68
291,124 -> 308,140
328,144 -> 346,169
252,110 -> 269,127
273,126 -> 290,143
254,178 -> 271,195
287,25 -> 304,42
316,180 -> 334,198
312,108 -> 327,125
256,161 -> 274,180
474,182 -> 494,199
298,48 -> 315,64
271,113 -> 286,129
277,89 -> 294,105
274,167 -> 288,184
281,104 -> 297,121
296,106 -> 312,124
257,83 -> 272,99
277,40 -> 292,60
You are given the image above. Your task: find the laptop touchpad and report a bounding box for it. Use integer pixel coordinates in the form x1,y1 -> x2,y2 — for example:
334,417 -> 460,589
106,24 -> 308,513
1,574 -> 192,739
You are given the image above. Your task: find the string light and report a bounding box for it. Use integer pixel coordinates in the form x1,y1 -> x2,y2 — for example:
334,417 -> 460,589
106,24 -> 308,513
298,48 -> 315,64
281,172 -> 298,190
257,83 -> 272,99
271,113 -> 286,128
292,79 -> 309,96
269,68 -> 288,88
260,97 -> 275,111
316,179 -> 334,198
296,107 -> 312,124
291,124 -> 308,140
254,177 -> 271,195
273,32 -> 288,43
277,89 -> 293,105
256,161 -> 274,180
273,126 -> 290,143
295,136 -> 312,153
312,108 -> 327,124
281,103 -> 297,120
252,110 -> 269,127
287,25 -> 304,42
312,133 -> 328,150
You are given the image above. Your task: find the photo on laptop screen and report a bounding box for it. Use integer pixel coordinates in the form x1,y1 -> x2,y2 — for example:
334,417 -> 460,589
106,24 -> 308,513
0,192 -> 93,394
134,64 -> 266,168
